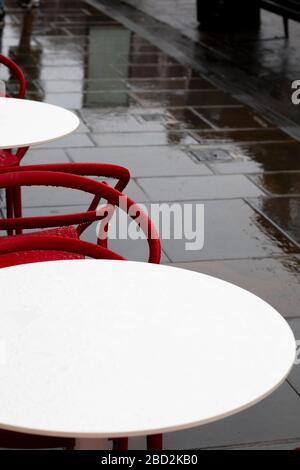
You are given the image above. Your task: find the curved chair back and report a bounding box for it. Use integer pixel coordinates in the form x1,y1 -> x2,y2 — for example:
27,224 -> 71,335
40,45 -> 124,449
0,54 -> 26,98
0,54 -> 28,163
1,162 -> 131,220
0,162 -> 130,192
0,171 -> 161,264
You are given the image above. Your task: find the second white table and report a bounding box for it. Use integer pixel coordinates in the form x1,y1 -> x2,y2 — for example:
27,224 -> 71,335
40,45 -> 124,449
0,97 -> 80,149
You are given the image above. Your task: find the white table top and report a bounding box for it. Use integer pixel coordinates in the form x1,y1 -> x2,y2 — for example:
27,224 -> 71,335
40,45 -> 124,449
0,98 -> 79,149
0,260 -> 295,439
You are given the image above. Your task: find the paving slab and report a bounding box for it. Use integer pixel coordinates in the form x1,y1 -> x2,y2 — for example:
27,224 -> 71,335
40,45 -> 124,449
193,106 -> 273,129
127,77 -> 216,91
22,149 -> 71,165
248,197 -> 300,246
168,108 -> 213,130
155,199 -> 299,262
168,257 -> 300,319
138,175 -> 264,201
132,90 -> 238,107
191,129 -> 293,145
210,142 -> 300,174
250,173 -> 300,196
39,133 -> 95,149
129,383 -> 300,449
68,146 -> 212,177
79,108 -> 172,133
91,131 -> 198,147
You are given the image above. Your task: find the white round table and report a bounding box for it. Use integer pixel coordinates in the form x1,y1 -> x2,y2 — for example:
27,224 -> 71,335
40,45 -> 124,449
0,97 -> 79,149
0,260 -> 295,449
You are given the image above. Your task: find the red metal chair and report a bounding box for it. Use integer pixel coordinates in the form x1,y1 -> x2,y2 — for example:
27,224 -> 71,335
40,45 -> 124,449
0,54 -> 27,101
0,162 -> 131,223
0,54 -> 28,222
0,170 -> 160,264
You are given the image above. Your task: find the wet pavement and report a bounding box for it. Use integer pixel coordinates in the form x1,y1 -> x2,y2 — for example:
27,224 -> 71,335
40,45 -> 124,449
0,0 -> 300,451
123,0 -> 300,126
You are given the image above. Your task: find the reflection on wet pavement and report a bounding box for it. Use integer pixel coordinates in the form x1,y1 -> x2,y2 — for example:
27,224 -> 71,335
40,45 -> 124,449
124,0 -> 300,125
171,256 -> 300,318
158,199 -> 299,262
209,142 -> 300,173
192,128 -> 292,144
249,197 -> 300,245
250,173 -> 300,195
0,0 -> 299,315
193,107 -> 272,129
128,77 -> 216,91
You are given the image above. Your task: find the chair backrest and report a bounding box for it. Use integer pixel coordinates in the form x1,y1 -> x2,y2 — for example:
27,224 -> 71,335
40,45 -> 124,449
1,162 -> 131,234
0,162 -> 130,192
0,235 -> 125,269
0,54 -> 26,99
0,170 -> 161,264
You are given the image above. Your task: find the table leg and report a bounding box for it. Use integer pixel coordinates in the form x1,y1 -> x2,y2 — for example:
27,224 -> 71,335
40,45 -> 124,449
75,438 -> 111,450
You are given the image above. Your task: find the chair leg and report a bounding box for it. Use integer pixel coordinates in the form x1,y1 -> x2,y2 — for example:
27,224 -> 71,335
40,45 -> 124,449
283,17 -> 289,38
147,434 -> 163,451
5,189 -> 14,236
113,438 -> 129,451
12,186 -> 23,235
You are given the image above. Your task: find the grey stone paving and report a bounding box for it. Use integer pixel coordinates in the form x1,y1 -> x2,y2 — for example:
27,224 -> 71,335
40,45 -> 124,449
122,0 -> 300,126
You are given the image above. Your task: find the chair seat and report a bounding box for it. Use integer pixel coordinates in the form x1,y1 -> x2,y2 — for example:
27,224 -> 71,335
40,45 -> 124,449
0,226 -> 84,268
0,149 -> 19,167
32,226 -> 80,239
